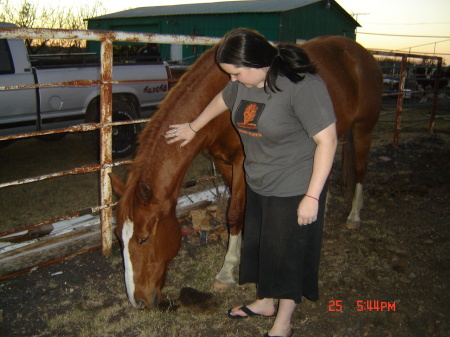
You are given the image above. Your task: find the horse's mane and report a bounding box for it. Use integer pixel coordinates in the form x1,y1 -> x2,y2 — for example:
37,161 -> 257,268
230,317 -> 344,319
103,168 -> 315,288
118,46 -> 222,221
132,46 -> 219,173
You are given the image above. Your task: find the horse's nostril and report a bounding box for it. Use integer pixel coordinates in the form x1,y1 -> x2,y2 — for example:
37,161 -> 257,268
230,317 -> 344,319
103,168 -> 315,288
137,300 -> 147,310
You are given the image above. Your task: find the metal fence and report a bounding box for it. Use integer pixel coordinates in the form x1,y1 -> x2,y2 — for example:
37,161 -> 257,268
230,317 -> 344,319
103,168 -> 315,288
0,27 -> 220,263
371,50 -> 446,146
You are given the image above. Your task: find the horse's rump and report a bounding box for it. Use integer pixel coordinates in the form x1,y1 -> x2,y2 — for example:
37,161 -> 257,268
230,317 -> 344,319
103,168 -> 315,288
301,36 -> 383,136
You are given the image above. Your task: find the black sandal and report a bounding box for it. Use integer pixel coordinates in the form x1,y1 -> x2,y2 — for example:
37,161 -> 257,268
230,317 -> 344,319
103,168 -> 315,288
227,305 -> 277,319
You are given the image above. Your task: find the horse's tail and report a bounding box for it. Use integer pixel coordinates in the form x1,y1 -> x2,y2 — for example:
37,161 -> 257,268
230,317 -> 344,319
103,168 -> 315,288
341,128 -> 356,202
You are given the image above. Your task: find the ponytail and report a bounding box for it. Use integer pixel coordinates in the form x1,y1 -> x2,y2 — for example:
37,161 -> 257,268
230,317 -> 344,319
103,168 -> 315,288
265,44 -> 317,93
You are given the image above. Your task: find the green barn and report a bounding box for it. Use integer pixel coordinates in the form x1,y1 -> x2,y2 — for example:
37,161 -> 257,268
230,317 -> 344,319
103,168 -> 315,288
87,0 -> 359,63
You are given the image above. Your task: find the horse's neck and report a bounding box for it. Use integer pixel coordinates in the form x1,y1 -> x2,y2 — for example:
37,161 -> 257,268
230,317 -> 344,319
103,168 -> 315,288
130,136 -> 201,201
131,46 -> 228,200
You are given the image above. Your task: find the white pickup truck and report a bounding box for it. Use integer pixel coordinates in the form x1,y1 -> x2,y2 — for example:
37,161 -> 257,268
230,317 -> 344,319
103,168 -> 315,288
0,23 -> 172,157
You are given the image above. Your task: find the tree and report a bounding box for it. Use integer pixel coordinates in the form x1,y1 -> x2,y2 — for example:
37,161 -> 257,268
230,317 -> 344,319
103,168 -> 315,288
0,0 -> 107,53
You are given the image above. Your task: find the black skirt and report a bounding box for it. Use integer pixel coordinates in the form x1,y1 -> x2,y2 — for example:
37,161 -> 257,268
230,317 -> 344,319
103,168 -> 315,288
239,185 -> 327,303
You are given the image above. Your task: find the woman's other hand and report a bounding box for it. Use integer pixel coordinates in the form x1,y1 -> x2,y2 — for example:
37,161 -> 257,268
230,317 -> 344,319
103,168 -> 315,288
297,196 -> 318,226
165,123 -> 196,148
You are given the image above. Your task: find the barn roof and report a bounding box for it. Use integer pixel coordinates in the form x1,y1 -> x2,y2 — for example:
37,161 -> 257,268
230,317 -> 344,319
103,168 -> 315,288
93,0 -> 357,25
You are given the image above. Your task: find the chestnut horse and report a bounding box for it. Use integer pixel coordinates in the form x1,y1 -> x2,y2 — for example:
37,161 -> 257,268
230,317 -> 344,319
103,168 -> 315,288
110,36 -> 383,309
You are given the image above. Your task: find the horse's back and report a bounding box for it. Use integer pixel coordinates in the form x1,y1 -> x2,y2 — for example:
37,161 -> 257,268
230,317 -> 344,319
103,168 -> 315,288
302,36 -> 383,136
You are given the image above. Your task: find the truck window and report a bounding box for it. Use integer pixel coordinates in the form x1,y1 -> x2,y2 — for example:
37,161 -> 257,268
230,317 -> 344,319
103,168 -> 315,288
0,39 -> 14,74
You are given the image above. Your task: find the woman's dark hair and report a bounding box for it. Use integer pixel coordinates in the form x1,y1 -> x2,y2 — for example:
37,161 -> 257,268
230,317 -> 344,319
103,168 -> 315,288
216,28 -> 316,93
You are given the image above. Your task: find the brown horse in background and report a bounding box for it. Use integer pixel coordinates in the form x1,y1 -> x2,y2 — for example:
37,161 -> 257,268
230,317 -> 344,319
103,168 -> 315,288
110,35 -> 383,309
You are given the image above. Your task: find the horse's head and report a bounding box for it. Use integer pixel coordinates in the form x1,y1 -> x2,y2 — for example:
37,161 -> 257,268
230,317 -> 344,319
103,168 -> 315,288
110,173 -> 181,309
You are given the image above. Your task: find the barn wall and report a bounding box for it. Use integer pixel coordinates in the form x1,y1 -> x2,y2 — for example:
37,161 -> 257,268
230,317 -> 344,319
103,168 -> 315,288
88,13 -> 281,62
280,2 -> 357,42
87,3 -> 357,63
157,12 -> 281,62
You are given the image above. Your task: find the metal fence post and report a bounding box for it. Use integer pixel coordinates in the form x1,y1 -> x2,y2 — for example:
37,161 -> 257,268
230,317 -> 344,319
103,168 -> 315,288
429,58 -> 443,133
394,55 -> 407,147
99,37 -> 113,256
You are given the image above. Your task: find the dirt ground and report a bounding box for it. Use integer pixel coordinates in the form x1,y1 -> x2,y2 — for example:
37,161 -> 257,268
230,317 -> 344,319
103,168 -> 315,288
0,112 -> 449,336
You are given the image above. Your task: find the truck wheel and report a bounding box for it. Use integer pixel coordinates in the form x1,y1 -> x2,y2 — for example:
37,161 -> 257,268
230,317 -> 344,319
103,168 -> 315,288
83,100 -> 141,158
111,101 -> 141,157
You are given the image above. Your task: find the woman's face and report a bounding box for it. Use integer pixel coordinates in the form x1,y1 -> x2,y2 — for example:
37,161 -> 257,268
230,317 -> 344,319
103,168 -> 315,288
220,63 -> 268,88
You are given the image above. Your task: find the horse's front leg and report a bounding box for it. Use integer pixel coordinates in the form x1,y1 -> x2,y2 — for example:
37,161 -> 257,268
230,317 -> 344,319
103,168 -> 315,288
213,232 -> 242,290
212,159 -> 246,290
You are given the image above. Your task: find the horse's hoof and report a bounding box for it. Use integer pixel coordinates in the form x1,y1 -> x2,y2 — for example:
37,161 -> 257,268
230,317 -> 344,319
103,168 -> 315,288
345,220 -> 361,230
212,280 -> 235,291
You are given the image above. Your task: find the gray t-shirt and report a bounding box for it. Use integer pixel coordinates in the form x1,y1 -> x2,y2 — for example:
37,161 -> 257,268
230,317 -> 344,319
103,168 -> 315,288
222,73 -> 335,197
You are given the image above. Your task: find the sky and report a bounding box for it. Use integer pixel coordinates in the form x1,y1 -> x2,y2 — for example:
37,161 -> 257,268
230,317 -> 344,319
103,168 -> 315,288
15,0 -> 450,64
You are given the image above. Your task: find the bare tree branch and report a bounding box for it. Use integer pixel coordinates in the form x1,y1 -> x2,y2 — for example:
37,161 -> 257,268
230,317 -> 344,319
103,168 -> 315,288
1,0 -> 107,53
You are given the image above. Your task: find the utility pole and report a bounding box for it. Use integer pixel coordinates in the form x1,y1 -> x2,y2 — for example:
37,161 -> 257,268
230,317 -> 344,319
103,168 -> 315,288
351,12 -> 370,33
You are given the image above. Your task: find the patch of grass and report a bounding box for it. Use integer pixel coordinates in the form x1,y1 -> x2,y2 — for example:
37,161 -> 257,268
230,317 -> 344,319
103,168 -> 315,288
40,240 -> 276,337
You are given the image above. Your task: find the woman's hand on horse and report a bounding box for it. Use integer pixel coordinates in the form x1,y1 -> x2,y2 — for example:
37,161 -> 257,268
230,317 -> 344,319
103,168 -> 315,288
297,198 -> 319,226
165,123 -> 196,147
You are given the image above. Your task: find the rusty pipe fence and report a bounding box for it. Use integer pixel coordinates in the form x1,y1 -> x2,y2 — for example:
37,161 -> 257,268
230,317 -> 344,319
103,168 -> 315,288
370,50 -> 444,146
0,27 -> 220,257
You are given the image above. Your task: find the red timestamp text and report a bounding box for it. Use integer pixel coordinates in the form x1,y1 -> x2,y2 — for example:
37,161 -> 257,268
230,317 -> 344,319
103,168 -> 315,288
356,300 -> 396,311
328,300 -> 397,312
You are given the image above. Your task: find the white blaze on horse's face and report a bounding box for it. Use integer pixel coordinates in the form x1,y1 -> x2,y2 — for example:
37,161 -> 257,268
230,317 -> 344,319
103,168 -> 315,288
122,219 -> 138,308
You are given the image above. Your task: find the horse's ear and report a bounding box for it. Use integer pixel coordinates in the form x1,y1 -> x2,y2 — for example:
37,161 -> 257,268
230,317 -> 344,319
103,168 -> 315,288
109,173 -> 125,197
138,181 -> 152,202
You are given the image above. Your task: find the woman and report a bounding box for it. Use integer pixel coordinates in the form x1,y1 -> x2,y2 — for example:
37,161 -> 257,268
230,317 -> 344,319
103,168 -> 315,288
166,28 -> 337,337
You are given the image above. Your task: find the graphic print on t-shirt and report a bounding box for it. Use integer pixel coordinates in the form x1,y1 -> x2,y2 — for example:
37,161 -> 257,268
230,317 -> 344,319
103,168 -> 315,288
235,100 -> 265,137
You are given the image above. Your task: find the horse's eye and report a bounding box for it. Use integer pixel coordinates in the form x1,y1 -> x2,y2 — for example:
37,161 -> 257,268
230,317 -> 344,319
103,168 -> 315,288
139,237 -> 150,245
